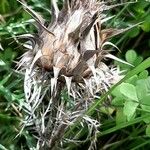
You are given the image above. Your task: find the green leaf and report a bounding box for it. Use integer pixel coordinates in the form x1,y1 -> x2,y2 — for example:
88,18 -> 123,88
140,95 -> 150,112
4,48 -> 16,61
127,27 -> 140,38
142,112 -> 150,124
146,124 -> 150,137
126,75 -> 138,85
112,97 -> 124,106
125,50 -> 137,64
100,107 -> 114,115
0,114 -> 19,125
123,100 -> 138,121
116,108 -> 126,125
0,73 -> 12,85
133,1 -> 149,14
0,0 -> 10,14
0,85 -> 12,101
141,22 -> 150,32
120,83 -> 138,101
111,85 -> 123,98
136,77 -> 150,100
139,70 -> 149,79
134,56 -> 143,66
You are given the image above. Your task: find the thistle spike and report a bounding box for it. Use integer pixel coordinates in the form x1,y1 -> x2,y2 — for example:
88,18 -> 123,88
71,88 -> 76,100
51,0 -> 59,21
101,15 -> 115,24
101,41 -> 120,51
17,0 -> 54,35
17,0 -> 44,24
24,69 -> 32,101
83,78 -> 93,96
51,78 -> 55,96
89,65 -> 100,89
29,50 -> 42,72
53,66 -> 61,79
51,67 -> 61,95
101,22 -> 143,40
64,76 -> 72,95
81,12 -> 99,39
105,54 -> 134,66
89,65 -> 97,80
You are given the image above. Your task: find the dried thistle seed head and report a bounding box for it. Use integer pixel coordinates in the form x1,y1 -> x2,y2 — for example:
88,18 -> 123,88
21,0 -> 121,84
38,6 -> 100,81
17,0 -> 125,115
17,0 -> 126,114
17,0 -> 129,149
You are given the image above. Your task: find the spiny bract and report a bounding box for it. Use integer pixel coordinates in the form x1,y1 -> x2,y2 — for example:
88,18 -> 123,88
18,0 -> 127,149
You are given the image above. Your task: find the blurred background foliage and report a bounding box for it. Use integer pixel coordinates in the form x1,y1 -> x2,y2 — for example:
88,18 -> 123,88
0,0 -> 150,149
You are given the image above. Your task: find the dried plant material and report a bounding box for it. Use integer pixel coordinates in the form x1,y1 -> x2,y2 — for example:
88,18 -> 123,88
17,0 -> 132,149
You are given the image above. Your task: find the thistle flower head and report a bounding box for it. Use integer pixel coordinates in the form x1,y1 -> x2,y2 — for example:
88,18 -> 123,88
19,0 -> 124,98
18,0 -> 128,149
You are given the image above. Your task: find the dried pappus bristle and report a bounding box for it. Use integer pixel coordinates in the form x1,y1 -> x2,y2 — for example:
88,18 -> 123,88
17,0 -> 131,149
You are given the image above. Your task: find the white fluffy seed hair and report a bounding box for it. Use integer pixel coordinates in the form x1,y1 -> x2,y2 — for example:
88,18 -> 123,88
17,0 -> 132,149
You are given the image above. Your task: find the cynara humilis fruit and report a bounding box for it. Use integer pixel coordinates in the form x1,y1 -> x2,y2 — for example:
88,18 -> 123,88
17,0 -> 135,149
